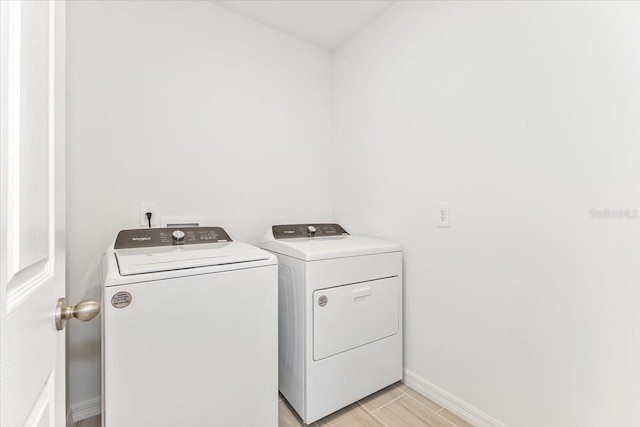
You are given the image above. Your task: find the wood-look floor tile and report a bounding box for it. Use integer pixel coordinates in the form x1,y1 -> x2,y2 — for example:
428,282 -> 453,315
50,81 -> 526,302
280,399 -> 306,427
359,383 -> 405,412
438,408 -> 474,427
73,415 -> 101,427
316,403 -> 384,427
396,383 -> 441,412
375,395 -> 453,427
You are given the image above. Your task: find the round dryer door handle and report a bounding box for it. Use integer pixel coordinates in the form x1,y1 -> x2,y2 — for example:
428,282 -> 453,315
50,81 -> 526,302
55,298 -> 101,331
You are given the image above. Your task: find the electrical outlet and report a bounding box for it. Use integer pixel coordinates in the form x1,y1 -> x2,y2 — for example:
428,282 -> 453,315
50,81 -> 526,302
437,203 -> 450,227
139,202 -> 159,227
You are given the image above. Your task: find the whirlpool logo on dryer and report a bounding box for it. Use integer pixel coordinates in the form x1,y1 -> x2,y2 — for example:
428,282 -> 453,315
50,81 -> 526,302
131,237 -> 151,241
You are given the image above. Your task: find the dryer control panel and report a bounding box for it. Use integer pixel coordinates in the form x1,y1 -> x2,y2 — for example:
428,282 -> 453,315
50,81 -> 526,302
115,227 -> 232,249
272,223 -> 349,239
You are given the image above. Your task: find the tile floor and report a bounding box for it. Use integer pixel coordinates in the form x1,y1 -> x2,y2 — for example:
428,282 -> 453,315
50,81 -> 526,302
73,382 -> 474,427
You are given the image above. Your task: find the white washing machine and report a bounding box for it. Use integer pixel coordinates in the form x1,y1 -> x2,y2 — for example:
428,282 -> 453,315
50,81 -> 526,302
102,226 -> 278,427
261,223 -> 402,423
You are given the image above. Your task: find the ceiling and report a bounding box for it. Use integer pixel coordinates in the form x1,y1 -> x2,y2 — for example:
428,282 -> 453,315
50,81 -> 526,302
214,1 -> 396,50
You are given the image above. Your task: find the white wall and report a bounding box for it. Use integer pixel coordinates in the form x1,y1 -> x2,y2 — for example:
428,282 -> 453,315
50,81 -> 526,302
332,2 -> 640,426
66,0 -> 332,409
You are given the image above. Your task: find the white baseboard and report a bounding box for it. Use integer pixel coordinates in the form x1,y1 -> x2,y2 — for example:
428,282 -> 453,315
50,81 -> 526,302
403,369 -> 508,427
69,397 -> 101,424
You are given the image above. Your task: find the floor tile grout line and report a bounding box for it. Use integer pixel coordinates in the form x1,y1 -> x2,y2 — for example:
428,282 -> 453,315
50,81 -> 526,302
401,389 -> 444,415
438,415 -> 460,427
368,392 -> 461,427
401,383 -> 473,427
357,400 -> 390,427
434,409 -> 461,427
370,392 -> 406,413
399,385 -> 467,427
433,405 -> 472,427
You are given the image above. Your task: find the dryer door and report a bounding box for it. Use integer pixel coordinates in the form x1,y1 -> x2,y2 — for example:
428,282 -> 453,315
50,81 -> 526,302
313,276 -> 400,361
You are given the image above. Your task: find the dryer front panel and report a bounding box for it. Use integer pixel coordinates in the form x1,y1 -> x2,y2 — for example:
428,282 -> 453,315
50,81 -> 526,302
312,276 -> 400,361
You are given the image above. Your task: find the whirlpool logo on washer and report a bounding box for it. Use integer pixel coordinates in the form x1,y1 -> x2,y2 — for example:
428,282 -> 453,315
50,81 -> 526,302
111,291 -> 132,308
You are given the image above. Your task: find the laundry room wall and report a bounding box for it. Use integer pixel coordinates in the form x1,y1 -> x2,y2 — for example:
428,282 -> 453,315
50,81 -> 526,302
66,0 -> 332,414
332,2 -> 640,426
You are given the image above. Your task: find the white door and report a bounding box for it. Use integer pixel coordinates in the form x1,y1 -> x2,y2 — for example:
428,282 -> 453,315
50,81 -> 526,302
0,2 -> 96,426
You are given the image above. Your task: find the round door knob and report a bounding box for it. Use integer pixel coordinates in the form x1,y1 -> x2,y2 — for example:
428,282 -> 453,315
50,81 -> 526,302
55,298 -> 101,331
172,230 -> 185,243
307,225 -> 317,235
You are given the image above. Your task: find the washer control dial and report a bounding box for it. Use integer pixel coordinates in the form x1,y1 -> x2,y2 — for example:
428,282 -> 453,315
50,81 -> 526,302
172,230 -> 186,244
307,225 -> 317,235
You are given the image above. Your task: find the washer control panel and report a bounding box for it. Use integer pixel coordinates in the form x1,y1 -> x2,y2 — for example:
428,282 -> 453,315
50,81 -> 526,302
115,227 -> 232,249
272,223 -> 349,240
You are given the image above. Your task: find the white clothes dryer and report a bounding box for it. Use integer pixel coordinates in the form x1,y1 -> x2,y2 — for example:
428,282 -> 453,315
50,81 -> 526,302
102,227 -> 278,427
261,223 -> 402,424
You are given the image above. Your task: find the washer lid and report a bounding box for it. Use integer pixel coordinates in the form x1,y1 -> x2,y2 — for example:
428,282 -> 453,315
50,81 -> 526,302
115,241 -> 270,276
261,234 -> 401,261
